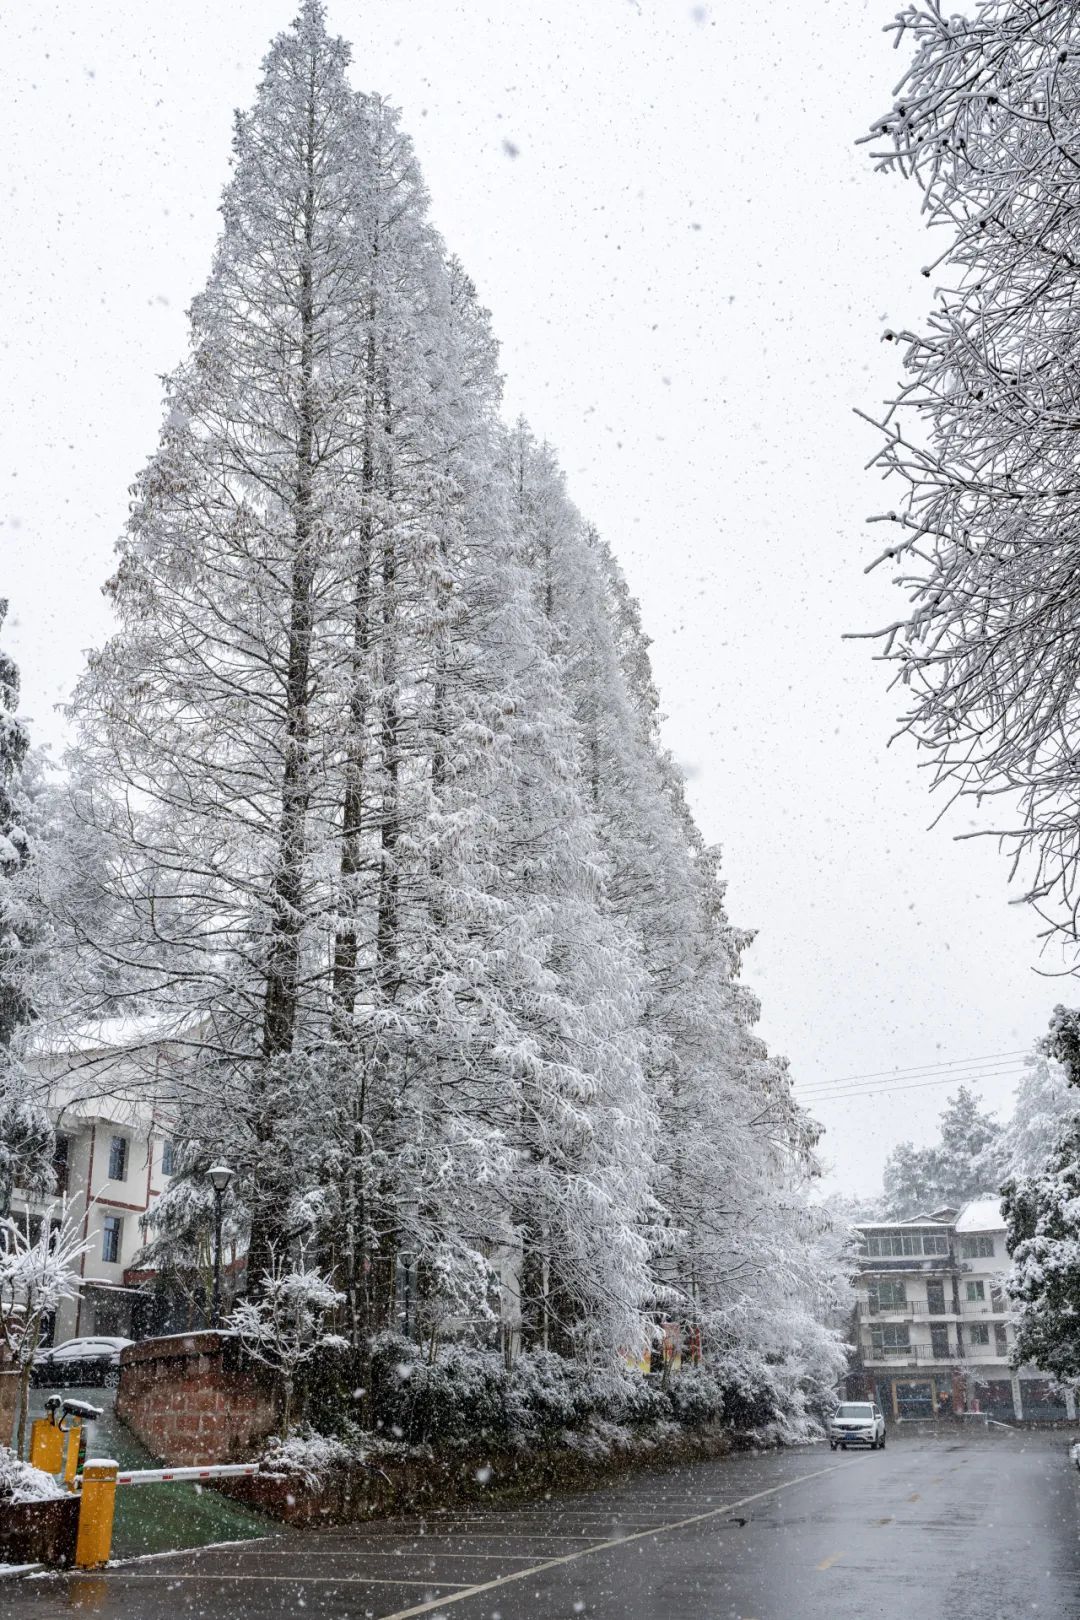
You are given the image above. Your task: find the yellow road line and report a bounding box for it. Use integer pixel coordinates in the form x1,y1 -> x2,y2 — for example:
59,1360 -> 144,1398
377,1461 -> 856,1620
816,1553 -> 843,1571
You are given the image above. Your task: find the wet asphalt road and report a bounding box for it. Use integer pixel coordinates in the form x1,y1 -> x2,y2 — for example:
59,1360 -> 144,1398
6,1425 -> 1080,1619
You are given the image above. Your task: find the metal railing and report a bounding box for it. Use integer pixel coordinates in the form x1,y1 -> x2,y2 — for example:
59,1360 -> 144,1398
863,1298 -> 1009,1320
863,1342 -> 1010,1366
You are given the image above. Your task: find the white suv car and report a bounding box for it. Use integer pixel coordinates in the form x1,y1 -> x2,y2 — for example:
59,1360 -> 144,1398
829,1400 -> 886,1450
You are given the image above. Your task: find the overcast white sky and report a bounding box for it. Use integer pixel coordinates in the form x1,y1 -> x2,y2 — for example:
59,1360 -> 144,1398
1,0 -> 1065,1195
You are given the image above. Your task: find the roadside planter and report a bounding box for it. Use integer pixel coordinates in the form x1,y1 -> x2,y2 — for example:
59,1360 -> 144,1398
0,1494 -> 79,1568
0,1448 -> 79,1568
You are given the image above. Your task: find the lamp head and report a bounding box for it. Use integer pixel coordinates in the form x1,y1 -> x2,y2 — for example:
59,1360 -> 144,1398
207,1163 -> 235,1194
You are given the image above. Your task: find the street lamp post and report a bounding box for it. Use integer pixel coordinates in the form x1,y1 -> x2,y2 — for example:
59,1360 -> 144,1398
207,1164 -> 235,1329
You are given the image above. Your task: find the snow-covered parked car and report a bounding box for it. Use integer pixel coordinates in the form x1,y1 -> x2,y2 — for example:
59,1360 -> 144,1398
828,1400 -> 886,1451
31,1336 -> 132,1389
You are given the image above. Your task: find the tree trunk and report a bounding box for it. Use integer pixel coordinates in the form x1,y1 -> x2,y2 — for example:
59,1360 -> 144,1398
250,52 -> 320,1292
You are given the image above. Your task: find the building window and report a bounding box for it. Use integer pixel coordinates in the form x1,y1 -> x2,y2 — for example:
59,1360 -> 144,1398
864,1229 -> 949,1258
871,1279 -> 907,1310
108,1135 -> 128,1182
965,1280 -> 985,1302
101,1215 -> 123,1264
871,1323 -> 911,1356
960,1234 -> 995,1259
994,1323 -> 1008,1356
930,1325 -> 950,1359
969,1323 -> 990,1346
161,1138 -> 175,1177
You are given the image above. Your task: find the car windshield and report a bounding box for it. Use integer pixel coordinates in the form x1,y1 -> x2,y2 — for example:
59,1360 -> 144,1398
835,1404 -> 874,1418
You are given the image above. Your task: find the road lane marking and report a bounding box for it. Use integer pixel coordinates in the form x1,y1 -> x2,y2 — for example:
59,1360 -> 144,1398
816,1554 -> 843,1571
105,1574 -> 473,1588
376,1461 -> 856,1620
908,1493 -> 920,1502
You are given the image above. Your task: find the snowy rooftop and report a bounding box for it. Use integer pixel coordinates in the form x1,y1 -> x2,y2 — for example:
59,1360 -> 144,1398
954,1198 -> 1005,1234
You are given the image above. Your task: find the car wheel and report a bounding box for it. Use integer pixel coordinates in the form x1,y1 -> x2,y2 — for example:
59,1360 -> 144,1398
841,1443 -> 847,1450
880,1435 -> 886,1449
829,1441 -> 837,1451
103,1368 -> 120,1389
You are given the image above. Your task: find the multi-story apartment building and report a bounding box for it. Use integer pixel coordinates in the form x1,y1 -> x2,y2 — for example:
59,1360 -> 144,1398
10,1022 -> 178,1344
848,1199 -> 1074,1423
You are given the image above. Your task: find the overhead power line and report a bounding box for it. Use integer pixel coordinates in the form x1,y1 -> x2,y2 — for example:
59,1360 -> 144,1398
798,1058 -> 1030,1103
797,1069 -> 1031,1110
808,1049 -> 1029,1088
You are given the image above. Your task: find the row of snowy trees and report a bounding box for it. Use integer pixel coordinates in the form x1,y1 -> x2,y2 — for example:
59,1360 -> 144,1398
842,1059 -> 1074,1223
0,5 -> 845,1413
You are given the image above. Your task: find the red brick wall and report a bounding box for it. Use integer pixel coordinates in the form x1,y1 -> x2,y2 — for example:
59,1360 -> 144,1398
116,1331 -> 280,1466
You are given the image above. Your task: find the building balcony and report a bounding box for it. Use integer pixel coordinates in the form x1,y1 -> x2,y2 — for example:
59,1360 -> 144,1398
856,1257 -> 955,1276
862,1300 -> 1009,1322
863,1344 -> 1010,1368
864,1301 -> 955,1318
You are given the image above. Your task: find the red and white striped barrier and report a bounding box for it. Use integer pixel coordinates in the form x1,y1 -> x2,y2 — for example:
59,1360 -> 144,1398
76,1463 -> 260,1486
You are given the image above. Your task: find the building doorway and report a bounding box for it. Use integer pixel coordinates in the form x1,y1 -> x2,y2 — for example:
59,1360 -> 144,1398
894,1379 -> 935,1419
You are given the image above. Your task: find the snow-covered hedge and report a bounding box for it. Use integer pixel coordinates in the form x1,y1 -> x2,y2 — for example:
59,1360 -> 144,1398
338,1334 -> 782,1449
0,1445 -> 66,1504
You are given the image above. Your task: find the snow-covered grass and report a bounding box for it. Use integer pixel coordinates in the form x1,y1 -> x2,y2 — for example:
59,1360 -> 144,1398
0,1446 -> 66,1505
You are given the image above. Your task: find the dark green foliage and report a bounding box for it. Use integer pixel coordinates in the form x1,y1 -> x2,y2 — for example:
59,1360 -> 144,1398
1003,1119 -> 1080,1383
1044,1007 -> 1080,1090
0,602 -> 53,1217
0,599 -> 33,1046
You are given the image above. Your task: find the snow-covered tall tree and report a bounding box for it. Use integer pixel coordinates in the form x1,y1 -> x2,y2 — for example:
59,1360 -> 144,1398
0,602 -> 53,1217
56,2 -> 846,1418
882,1086 -> 1004,1218
999,1052 -> 1077,1181
1003,1118 -> 1080,1387
68,3 -> 382,1277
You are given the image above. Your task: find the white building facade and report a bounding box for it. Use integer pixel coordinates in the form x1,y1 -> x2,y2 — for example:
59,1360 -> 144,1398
849,1199 -> 1073,1423
10,1026 -> 178,1344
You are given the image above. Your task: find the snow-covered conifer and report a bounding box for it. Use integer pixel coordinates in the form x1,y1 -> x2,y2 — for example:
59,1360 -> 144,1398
0,602 -> 53,1216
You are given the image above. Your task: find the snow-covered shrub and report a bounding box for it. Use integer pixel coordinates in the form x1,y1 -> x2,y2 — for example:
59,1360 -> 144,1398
503,1350 -> 582,1434
369,1333 -> 510,1445
259,1428 -> 352,1486
226,1253 -> 345,1436
0,1445 -> 66,1504
667,1366 -> 725,1428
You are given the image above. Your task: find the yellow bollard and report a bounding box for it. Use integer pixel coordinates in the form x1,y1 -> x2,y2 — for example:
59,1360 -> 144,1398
29,1416 -> 64,1475
74,1459 -> 119,1570
62,1418 -> 83,1491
